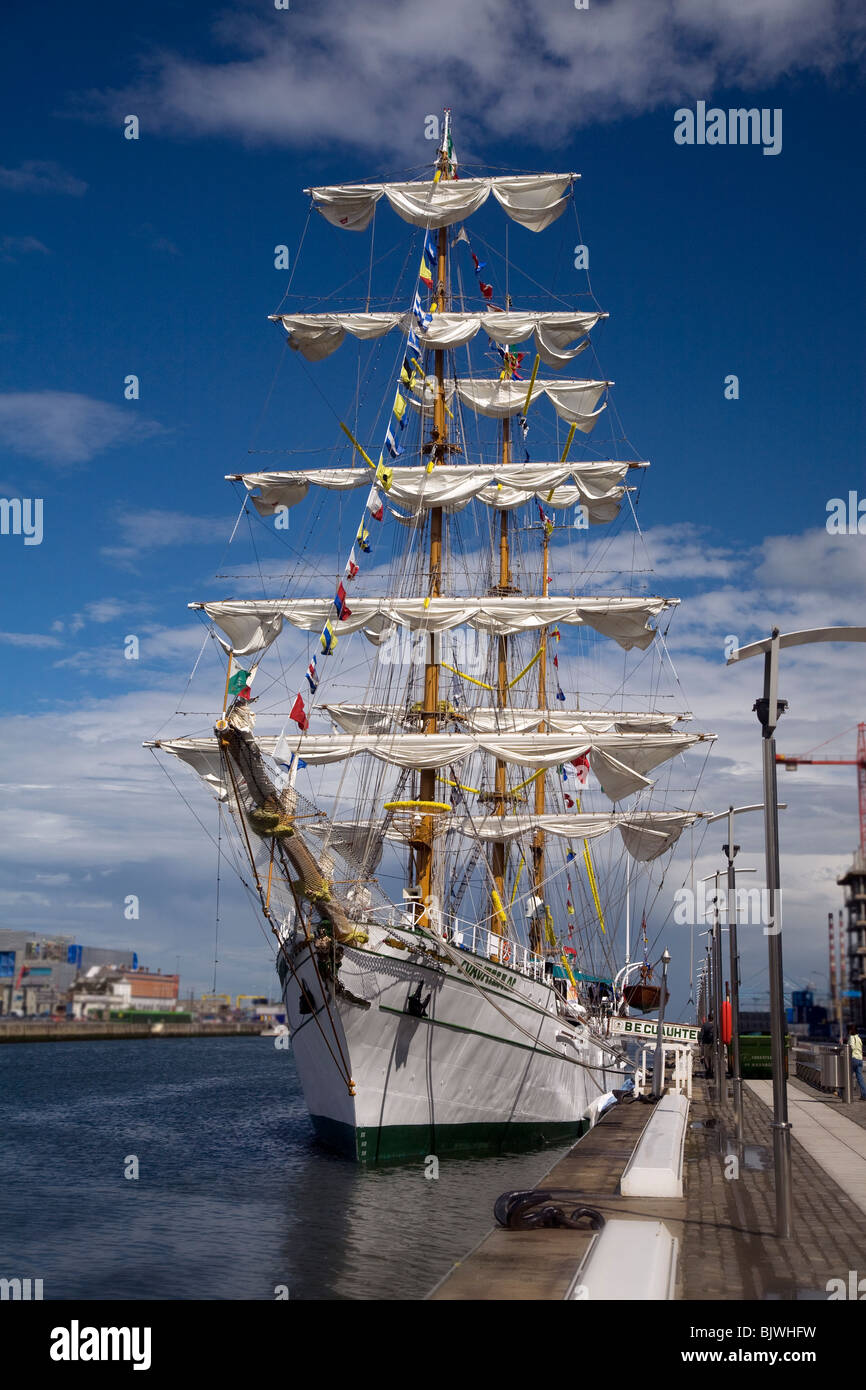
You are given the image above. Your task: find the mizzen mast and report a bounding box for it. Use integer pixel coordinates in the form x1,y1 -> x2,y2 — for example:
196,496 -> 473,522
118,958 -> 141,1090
531,503 -> 552,953
490,419 -> 512,938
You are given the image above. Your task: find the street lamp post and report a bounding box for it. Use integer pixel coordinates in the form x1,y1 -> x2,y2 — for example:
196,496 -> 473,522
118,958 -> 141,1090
724,820 -> 743,1148
652,949 -> 671,1098
712,874 -> 724,1101
727,623 -> 866,1239
713,810 -> 782,1149
704,805 -> 782,1149
698,871 -> 730,1103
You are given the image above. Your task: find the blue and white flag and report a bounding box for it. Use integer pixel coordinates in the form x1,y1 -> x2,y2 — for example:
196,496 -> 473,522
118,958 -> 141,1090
412,290 -> 432,332
385,423 -> 404,459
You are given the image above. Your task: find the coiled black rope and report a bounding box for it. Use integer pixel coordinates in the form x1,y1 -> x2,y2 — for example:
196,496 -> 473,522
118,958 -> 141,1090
494,1190 -> 607,1231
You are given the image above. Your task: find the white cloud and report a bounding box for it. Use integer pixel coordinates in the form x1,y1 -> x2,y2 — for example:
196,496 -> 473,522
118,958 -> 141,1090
98,508 -> 230,570
78,0 -> 866,152
0,160 -> 87,195
0,235 -> 51,262
756,528 -> 866,597
0,631 -> 63,648
0,392 -> 164,466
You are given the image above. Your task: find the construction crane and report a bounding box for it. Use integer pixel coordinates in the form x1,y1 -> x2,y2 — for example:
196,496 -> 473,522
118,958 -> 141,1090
200,992 -> 231,1010
777,721 -> 866,854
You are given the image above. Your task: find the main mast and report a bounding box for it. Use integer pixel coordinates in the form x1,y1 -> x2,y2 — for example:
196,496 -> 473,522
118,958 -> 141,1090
414,112 -> 452,930
530,511 -> 551,953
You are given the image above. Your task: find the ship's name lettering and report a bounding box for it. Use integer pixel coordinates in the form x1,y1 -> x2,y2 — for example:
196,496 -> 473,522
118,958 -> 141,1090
459,961 -> 515,991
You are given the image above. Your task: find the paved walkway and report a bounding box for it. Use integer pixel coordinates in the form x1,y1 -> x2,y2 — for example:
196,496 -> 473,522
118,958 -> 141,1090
679,1080 -> 866,1299
748,1078 -> 866,1218
790,1074 -> 866,1130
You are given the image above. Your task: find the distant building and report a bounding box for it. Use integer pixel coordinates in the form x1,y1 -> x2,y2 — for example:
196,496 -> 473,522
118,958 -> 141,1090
115,969 -> 179,1011
838,850 -> 866,1027
0,929 -> 159,1017
739,1010 -> 772,1034
0,931 -> 133,1015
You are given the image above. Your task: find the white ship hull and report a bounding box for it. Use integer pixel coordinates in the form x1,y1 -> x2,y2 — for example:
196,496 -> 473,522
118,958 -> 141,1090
280,921 -> 622,1162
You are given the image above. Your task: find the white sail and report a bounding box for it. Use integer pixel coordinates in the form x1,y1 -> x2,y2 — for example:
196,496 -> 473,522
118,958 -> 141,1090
309,810 -> 700,862
193,595 -> 676,657
306,173 -> 577,233
233,461 -> 639,522
150,729 -> 708,800
323,704 -> 685,736
269,309 -> 606,364
454,378 -> 610,425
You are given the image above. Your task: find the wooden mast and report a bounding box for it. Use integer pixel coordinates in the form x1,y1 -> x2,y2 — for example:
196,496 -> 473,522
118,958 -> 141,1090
530,511 -> 550,953
490,420 -> 511,937
414,116 -> 450,930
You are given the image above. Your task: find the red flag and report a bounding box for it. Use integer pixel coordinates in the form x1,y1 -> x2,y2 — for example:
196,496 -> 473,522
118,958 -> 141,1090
479,281 -> 493,301
571,754 -> 590,786
334,581 -> 352,621
290,693 -> 309,731
564,793 -> 575,809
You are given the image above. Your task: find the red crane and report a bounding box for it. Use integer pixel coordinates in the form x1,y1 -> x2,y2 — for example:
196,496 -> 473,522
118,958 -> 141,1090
776,721 -> 866,854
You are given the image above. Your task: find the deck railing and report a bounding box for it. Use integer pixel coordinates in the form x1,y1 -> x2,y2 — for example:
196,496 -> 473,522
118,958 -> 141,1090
366,903 -> 547,981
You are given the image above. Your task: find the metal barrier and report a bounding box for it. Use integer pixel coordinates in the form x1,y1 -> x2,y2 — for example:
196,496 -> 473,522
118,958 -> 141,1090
634,1041 -> 694,1099
791,1041 -> 852,1101
370,904 -> 547,981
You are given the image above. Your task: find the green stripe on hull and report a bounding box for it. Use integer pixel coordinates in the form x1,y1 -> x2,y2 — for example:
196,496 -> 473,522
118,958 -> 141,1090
311,1113 -> 590,1164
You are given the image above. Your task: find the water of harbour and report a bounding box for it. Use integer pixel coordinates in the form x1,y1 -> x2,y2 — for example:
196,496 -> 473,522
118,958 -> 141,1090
0,1036 -> 569,1300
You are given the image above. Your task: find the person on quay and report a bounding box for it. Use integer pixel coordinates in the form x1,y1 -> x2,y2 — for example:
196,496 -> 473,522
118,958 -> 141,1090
849,1024 -> 866,1100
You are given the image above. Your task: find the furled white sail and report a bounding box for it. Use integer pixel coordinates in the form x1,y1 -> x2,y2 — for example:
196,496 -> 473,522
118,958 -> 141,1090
454,378 -> 610,426
323,704 -> 685,736
151,730 -> 707,801
311,810 -> 699,861
147,731 -> 704,856
269,310 -> 606,365
233,461 -> 638,523
193,595 -> 676,657
306,174 -> 577,233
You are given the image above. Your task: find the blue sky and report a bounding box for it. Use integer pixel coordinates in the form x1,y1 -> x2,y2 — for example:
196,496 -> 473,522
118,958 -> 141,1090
1,0 -> 865,1012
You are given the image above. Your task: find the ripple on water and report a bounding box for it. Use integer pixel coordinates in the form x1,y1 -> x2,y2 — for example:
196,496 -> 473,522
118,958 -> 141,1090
1,1036 -> 570,1300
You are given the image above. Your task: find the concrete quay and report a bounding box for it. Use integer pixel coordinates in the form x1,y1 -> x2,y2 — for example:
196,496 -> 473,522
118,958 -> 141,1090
428,1074 -> 866,1300
0,1020 -> 264,1044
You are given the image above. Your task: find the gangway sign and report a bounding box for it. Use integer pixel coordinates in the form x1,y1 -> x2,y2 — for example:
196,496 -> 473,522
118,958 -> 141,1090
610,1017 -> 699,1043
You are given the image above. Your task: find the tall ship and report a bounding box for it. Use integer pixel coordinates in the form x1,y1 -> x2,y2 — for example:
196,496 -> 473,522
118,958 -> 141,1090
149,113 -> 713,1162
